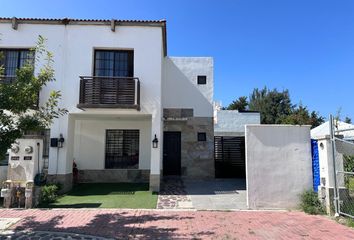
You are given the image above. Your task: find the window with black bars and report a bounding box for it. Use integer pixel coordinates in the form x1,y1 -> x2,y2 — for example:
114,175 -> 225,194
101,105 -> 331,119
0,49 -> 35,76
94,50 -> 134,77
105,129 -> 139,169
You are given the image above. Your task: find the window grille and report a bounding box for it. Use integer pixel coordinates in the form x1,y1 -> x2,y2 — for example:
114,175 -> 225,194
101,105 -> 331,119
105,129 -> 139,169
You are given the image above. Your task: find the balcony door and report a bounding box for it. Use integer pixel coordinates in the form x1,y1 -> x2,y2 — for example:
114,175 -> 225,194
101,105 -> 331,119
94,50 -> 134,77
94,50 -> 135,105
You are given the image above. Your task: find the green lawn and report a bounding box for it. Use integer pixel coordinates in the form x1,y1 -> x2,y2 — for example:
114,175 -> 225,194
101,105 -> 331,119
40,183 -> 157,209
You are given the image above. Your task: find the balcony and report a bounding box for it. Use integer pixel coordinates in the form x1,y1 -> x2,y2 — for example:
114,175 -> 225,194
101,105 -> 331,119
77,76 -> 140,110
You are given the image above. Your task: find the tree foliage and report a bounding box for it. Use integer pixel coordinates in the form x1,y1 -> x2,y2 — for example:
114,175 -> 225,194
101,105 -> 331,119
226,96 -> 248,111
225,87 -> 324,128
281,104 -> 324,128
0,36 -> 67,159
345,117 -> 352,124
248,87 -> 293,124
344,155 -> 354,173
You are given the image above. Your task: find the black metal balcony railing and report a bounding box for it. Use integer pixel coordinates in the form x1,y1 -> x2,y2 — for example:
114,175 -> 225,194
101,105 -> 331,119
78,76 -> 140,110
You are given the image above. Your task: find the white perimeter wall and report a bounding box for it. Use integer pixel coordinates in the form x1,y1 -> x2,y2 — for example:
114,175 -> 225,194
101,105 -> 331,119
246,125 -> 313,209
316,136 -> 345,189
163,57 -> 213,117
74,119 -> 152,170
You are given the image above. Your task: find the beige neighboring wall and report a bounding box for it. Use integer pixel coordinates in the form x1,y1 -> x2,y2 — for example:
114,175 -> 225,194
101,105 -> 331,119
246,125 -> 313,209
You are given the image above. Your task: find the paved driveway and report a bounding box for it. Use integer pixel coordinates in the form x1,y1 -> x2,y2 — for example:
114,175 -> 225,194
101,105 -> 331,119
0,209 -> 354,239
184,179 -> 247,210
157,178 -> 247,210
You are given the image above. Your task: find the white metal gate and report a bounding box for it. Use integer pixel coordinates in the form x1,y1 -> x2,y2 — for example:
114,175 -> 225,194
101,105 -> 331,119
329,115 -> 354,218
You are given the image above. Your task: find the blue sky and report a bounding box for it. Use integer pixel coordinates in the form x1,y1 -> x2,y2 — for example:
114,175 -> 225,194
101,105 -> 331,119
1,0 -> 354,120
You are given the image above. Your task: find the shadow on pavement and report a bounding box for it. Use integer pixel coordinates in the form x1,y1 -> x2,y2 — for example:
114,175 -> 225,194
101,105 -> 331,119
12,212 -> 214,239
40,203 -> 102,208
184,178 -> 246,195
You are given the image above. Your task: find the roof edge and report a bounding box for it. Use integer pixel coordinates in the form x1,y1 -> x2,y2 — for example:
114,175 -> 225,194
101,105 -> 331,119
0,17 -> 168,56
0,17 -> 166,26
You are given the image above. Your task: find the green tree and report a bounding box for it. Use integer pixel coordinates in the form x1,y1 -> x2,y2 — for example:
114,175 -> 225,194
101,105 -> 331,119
344,155 -> 354,173
345,117 -> 352,124
226,96 -> 248,111
281,104 -> 324,128
0,36 -> 67,159
248,87 -> 293,124
343,155 -> 354,189
226,87 -> 324,128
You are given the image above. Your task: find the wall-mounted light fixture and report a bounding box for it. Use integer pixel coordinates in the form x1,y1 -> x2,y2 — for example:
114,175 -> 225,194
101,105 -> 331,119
58,134 -> 65,148
152,134 -> 158,148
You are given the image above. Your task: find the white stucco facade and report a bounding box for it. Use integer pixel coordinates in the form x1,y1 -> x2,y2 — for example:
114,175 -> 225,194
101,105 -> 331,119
163,57 -> 214,117
0,18 -> 216,191
311,121 -> 354,141
0,20 -> 163,180
73,117 -> 152,170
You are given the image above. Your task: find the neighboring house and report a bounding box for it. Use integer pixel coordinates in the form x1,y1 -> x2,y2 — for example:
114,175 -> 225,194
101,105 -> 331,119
0,17 -> 214,191
214,110 -> 260,137
311,121 -> 354,141
213,102 -> 260,178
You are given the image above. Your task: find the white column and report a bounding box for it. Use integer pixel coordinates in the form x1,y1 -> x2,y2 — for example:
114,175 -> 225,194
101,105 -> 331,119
149,113 -> 162,192
47,114 -> 75,191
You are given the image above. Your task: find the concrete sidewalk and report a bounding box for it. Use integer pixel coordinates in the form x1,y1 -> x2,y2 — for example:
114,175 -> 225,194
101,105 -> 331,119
0,209 -> 353,239
184,179 -> 247,210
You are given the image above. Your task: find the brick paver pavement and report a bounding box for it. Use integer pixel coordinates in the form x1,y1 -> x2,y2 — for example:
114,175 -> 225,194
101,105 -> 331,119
157,178 -> 193,209
0,209 -> 353,239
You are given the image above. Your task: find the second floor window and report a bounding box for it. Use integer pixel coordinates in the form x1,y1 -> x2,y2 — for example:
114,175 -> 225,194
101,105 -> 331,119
0,49 -> 34,76
94,50 -> 134,77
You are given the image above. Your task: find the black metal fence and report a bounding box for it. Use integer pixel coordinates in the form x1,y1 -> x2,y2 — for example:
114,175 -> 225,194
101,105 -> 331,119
214,136 -> 246,178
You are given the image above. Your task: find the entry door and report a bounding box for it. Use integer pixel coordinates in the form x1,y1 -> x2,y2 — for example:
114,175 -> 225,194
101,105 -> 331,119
163,132 -> 181,176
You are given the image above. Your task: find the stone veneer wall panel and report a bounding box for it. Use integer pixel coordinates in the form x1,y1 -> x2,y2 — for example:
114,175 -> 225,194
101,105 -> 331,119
78,169 -> 150,183
163,117 -> 214,178
47,173 -> 73,193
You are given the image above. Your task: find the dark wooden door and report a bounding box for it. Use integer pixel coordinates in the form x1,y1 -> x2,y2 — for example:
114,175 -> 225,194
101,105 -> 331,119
163,132 -> 181,176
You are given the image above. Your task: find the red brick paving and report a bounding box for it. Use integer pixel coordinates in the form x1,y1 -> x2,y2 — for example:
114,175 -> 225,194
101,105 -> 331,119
0,209 -> 353,239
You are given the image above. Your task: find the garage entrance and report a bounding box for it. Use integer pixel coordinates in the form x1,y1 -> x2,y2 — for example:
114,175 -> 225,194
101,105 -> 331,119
214,136 -> 246,178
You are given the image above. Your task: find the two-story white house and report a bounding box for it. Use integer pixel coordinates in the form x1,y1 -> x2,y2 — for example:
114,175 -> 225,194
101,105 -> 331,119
0,17 -> 214,192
